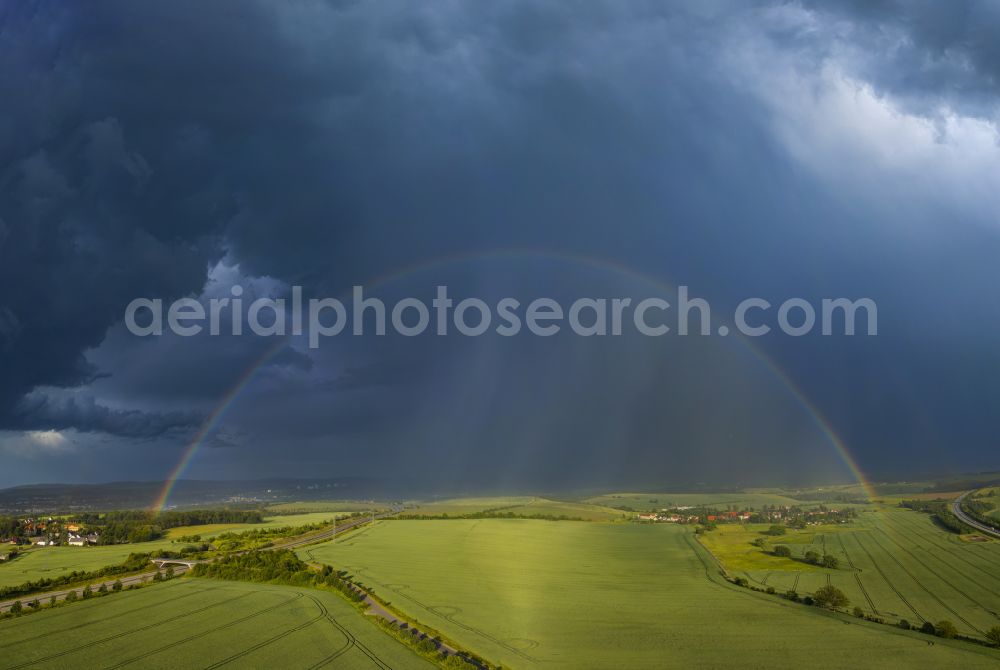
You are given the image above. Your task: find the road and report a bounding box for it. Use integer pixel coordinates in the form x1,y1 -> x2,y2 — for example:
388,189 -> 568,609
0,564 -> 193,613
0,508 -> 398,614
952,491 -> 1000,539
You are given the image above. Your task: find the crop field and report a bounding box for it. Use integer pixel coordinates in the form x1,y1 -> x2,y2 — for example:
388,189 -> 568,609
0,578 -> 436,670
730,507 -> 1000,639
583,491 -> 806,510
301,519 -> 1000,669
265,501 -> 391,514
405,496 -> 624,521
496,499 -> 626,521
164,512 -> 343,540
402,496 -> 537,516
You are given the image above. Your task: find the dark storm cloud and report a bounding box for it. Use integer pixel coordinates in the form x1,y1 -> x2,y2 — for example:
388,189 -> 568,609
11,391 -> 199,439
803,0 -> 1000,118
2,0 -> 1000,485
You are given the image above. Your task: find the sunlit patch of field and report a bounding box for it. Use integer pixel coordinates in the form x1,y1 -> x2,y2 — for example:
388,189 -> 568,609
738,507 -> 1000,639
0,578 -> 437,669
697,522 -> 849,572
301,519 -> 1000,669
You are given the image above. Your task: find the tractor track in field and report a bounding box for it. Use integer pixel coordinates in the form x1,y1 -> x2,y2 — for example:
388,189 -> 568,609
881,513 -> 1000,606
837,534 -> 878,614
103,592 -> 306,669
867,529 -> 987,635
315,607 -> 393,670
204,594 -> 362,670
887,512 -> 1000,596
791,573 -> 800,592
0,582 -> 224,647
4,590 -> 264,669
849,532 -> 924,623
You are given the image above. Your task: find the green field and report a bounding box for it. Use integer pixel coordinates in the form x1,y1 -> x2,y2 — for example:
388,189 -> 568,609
405,496 -> 625,521
0,578 -> 437,669
403,496 -> 538,516
265,501 -> 390,514
697,522 -> 848,571
164,512 -> 344,540
733,508 -> 1000,638
584,491 -> 807,510
300,519 -> 1000,669
0,513 -> 343,588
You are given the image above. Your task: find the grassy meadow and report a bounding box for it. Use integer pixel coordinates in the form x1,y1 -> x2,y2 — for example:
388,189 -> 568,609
0,578 -> 436,669
0,542 -> 177,588
300,519 -> 1000,669
0,512 -> 343,588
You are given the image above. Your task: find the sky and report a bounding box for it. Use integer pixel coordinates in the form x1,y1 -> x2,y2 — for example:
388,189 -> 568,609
1,1 -> 999,491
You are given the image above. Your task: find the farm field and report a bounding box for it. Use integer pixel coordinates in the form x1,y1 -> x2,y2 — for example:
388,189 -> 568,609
164,511 -> 344,540
584,491 -> 806,510
732,507 -> 1000,639
265,501 -> 390,514
405,496 -> 625,521
301,519 -> 1000,669
402,496 -> 537,516
0,578 -> 437,670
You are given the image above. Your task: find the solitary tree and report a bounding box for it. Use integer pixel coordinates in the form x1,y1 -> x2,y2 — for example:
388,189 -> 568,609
9,600 -> 22,614
113,580 -> 123,592
804,550 -> 821,565
773,545 -> 792,558
813,585 -> 849,609
65,591 -> 78,602
986,626 -> 1000,647
852,606 -> 864,618
822,554 -> 839,569
82,585 -> 93,599
920,621 -> 936,635
935,620 -> 958,639
98,583 -> 108,594
899,619 -> 911,630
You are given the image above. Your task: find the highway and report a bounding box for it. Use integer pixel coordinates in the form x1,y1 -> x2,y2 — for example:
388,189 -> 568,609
952,491 -> 1000,539
0,508 -> 398,614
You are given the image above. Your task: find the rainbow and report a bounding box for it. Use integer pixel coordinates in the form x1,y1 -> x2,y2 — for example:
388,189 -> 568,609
152,248 -> 876,511
151,336 -> 290,511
